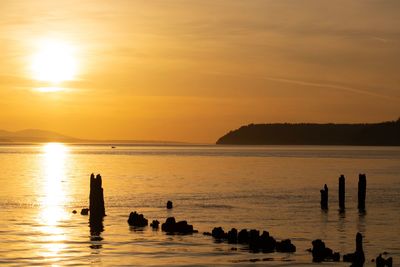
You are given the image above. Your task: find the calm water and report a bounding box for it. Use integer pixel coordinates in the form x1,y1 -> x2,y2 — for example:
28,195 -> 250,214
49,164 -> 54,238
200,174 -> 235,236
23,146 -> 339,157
0,144 -> 399,266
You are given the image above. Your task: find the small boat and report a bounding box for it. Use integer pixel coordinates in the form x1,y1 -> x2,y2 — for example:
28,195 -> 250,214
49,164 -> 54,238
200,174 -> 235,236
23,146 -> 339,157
111,146 -> 116,149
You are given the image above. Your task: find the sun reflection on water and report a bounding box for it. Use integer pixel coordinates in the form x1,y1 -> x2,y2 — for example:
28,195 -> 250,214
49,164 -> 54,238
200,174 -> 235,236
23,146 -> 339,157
38,143 -> 70,261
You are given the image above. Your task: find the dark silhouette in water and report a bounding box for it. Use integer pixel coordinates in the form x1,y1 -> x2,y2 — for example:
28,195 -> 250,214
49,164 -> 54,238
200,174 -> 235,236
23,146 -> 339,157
90,174 -> 106,219
343,232 -> 365,266
161,217 -> 197,234
376,254 -> 393,267
81,208 -> 89,215
127,211 -> 148,227
206,227 -> 295,253
88,174 -> 106,248
339,175 -> 345,211
311,239 -> 340,262
89,216 -> 104,238
216,119 -> 400,145
358,174 -> 367,212
320,184 -> 328,210
150,220 -> 160,229
166,200 -> 173,209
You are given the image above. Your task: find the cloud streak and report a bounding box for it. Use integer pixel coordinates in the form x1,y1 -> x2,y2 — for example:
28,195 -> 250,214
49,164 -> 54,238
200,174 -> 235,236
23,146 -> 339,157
207,71 -> 399,101
259,76 -> 399,101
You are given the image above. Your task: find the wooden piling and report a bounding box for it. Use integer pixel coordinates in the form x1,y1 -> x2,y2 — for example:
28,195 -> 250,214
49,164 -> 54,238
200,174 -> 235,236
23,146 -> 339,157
320,184 -> 328,210
89,173 -> 106,220
358,174 -> 366,212
339,175 -> 345,211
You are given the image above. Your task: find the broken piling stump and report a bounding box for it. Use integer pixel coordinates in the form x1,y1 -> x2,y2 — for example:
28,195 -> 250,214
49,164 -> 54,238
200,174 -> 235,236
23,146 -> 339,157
358,174 -> 366,212
320,184 -> 328,210
89,173 -> 106,220
339,175 -> 345,211
343,232 -> 365,266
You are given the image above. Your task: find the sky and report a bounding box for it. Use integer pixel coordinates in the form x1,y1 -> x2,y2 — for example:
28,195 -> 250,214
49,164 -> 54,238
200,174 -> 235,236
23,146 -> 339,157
0,0 -> 399,143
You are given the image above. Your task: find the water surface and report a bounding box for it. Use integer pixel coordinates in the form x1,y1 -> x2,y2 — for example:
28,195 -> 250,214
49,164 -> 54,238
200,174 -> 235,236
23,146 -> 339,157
0,144 -> 398,266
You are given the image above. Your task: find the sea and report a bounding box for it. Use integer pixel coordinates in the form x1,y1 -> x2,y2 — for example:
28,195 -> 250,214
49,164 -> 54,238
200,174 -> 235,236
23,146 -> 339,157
0,144 -> 398,266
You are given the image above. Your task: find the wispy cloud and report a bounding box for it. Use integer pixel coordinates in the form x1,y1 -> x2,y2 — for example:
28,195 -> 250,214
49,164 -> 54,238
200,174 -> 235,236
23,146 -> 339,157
206,71 -> 399,100
259,76 -> 398,100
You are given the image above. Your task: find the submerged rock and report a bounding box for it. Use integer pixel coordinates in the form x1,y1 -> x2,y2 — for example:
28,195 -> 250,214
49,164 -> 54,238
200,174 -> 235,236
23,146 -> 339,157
376,254 -> 393,267
238,229 -> 249,244
227,228 -> 238,244
127,211 -> 148,227
207,227 -> 291,254
161,217 -> 197,234
150,220 -> 160,229
81,208 -> 89,215
275,239 -> 296,253
311,239 -> 340,262
166,201 -> 173,209
259,231 -> 276,252
211,227 -> 226,239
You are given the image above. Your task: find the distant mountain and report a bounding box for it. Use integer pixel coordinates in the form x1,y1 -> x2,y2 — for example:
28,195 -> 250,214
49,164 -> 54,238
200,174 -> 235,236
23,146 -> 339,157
0,129 -> 80,143
216,119 -> 400,146
0,129 -> 185,144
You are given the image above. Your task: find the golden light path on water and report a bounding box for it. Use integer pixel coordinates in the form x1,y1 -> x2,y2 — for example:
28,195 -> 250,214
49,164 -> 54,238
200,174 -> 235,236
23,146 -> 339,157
38,143 -> 70,261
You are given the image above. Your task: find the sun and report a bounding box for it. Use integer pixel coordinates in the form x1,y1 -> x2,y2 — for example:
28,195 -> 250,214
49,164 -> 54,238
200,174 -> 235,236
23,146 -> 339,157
31,39 -> 77,84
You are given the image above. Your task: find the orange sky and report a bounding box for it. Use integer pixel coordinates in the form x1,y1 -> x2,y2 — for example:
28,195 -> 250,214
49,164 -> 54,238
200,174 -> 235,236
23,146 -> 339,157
0,0 -> 399,143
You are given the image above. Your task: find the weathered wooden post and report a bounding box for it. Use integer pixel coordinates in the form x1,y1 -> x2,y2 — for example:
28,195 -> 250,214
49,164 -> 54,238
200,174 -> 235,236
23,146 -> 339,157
320,184 -> 328,210
339,175 -> 345,211
358,174 -> 366,212
89,173 -> 106,219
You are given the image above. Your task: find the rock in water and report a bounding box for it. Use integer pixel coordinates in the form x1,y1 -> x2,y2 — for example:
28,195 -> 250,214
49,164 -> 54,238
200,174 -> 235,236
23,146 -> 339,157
238,229 -> 249,244
89,174 -> 105,220
166,201 -> 173,209
376,254 -> 393,267
206,226 -> 294,254
81,208 -> 89,215
127,211 -> 148,227
227,228 -> 238,244
276,239 -> 296,252
150,220 -> 160,229
259,231 -> 276,252
311,239 -> 340,262
211,227 -> 226,239
161,217 -> 196,234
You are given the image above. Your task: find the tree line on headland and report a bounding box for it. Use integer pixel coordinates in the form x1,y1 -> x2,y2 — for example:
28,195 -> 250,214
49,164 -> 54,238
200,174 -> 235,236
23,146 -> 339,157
216,119 -> 400,146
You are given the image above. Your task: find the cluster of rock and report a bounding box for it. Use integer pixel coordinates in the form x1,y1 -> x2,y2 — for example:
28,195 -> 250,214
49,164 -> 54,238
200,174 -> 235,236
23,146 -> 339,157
127,211 -> 148,227
311,239 -> 340,262
205,227 -> 296,253
161,217 -> 197,234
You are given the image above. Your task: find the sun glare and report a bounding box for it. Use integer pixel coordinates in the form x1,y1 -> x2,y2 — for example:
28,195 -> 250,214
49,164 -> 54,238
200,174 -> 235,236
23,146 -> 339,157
40,143 -> 69,225
31,39 -> 77,84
